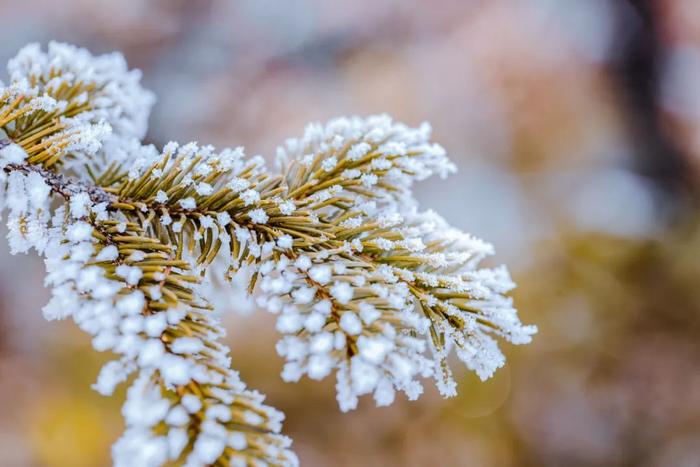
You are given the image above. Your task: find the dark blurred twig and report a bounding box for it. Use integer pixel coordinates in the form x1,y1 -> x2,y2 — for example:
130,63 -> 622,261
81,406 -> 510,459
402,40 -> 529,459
610,0 -> 697,216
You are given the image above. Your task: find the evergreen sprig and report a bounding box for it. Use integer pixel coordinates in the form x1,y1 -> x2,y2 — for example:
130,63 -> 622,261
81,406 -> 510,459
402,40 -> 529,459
0,42 -> 536,466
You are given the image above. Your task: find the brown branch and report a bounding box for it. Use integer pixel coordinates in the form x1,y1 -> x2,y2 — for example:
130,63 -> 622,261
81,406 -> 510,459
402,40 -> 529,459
3,162 -> 116,206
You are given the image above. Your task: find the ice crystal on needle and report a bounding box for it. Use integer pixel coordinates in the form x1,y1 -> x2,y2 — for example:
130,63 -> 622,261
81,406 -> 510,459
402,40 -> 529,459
0,42 -> 535,466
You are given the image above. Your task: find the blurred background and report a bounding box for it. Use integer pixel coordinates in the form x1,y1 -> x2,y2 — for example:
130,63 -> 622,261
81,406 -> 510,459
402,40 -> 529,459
1,0 -> 700,465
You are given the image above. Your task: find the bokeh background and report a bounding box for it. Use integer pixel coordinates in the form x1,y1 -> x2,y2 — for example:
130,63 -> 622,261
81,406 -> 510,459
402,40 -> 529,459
1,0 -> 700,465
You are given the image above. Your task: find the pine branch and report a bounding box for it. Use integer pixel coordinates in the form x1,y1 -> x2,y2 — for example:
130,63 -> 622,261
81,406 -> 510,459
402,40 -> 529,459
0,42 -> 537,466
4,140 -> 296,465
47,214 -> 295,466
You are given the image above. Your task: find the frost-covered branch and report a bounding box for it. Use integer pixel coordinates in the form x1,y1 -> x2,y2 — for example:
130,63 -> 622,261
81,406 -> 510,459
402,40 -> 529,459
258,119 -> 536,410
3,160 -> 115,204
0,41 -> 536,466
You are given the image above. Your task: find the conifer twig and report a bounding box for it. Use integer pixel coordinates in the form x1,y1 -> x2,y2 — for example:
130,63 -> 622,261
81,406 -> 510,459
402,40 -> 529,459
0,42 -> 536,466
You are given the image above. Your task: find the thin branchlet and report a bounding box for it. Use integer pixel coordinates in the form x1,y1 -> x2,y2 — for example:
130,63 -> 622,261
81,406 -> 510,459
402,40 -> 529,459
4,161 -> 116,205
0,42 -> 536,466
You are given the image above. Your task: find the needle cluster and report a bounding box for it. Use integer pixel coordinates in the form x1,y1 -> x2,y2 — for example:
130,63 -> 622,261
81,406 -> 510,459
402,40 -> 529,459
0,42 -> 536,466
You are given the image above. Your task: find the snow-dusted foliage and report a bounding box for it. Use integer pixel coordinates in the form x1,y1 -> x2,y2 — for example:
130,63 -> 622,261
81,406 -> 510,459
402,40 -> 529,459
257,117 -> 536,409
0,42 -> 535,466
8,41 -> 155,140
